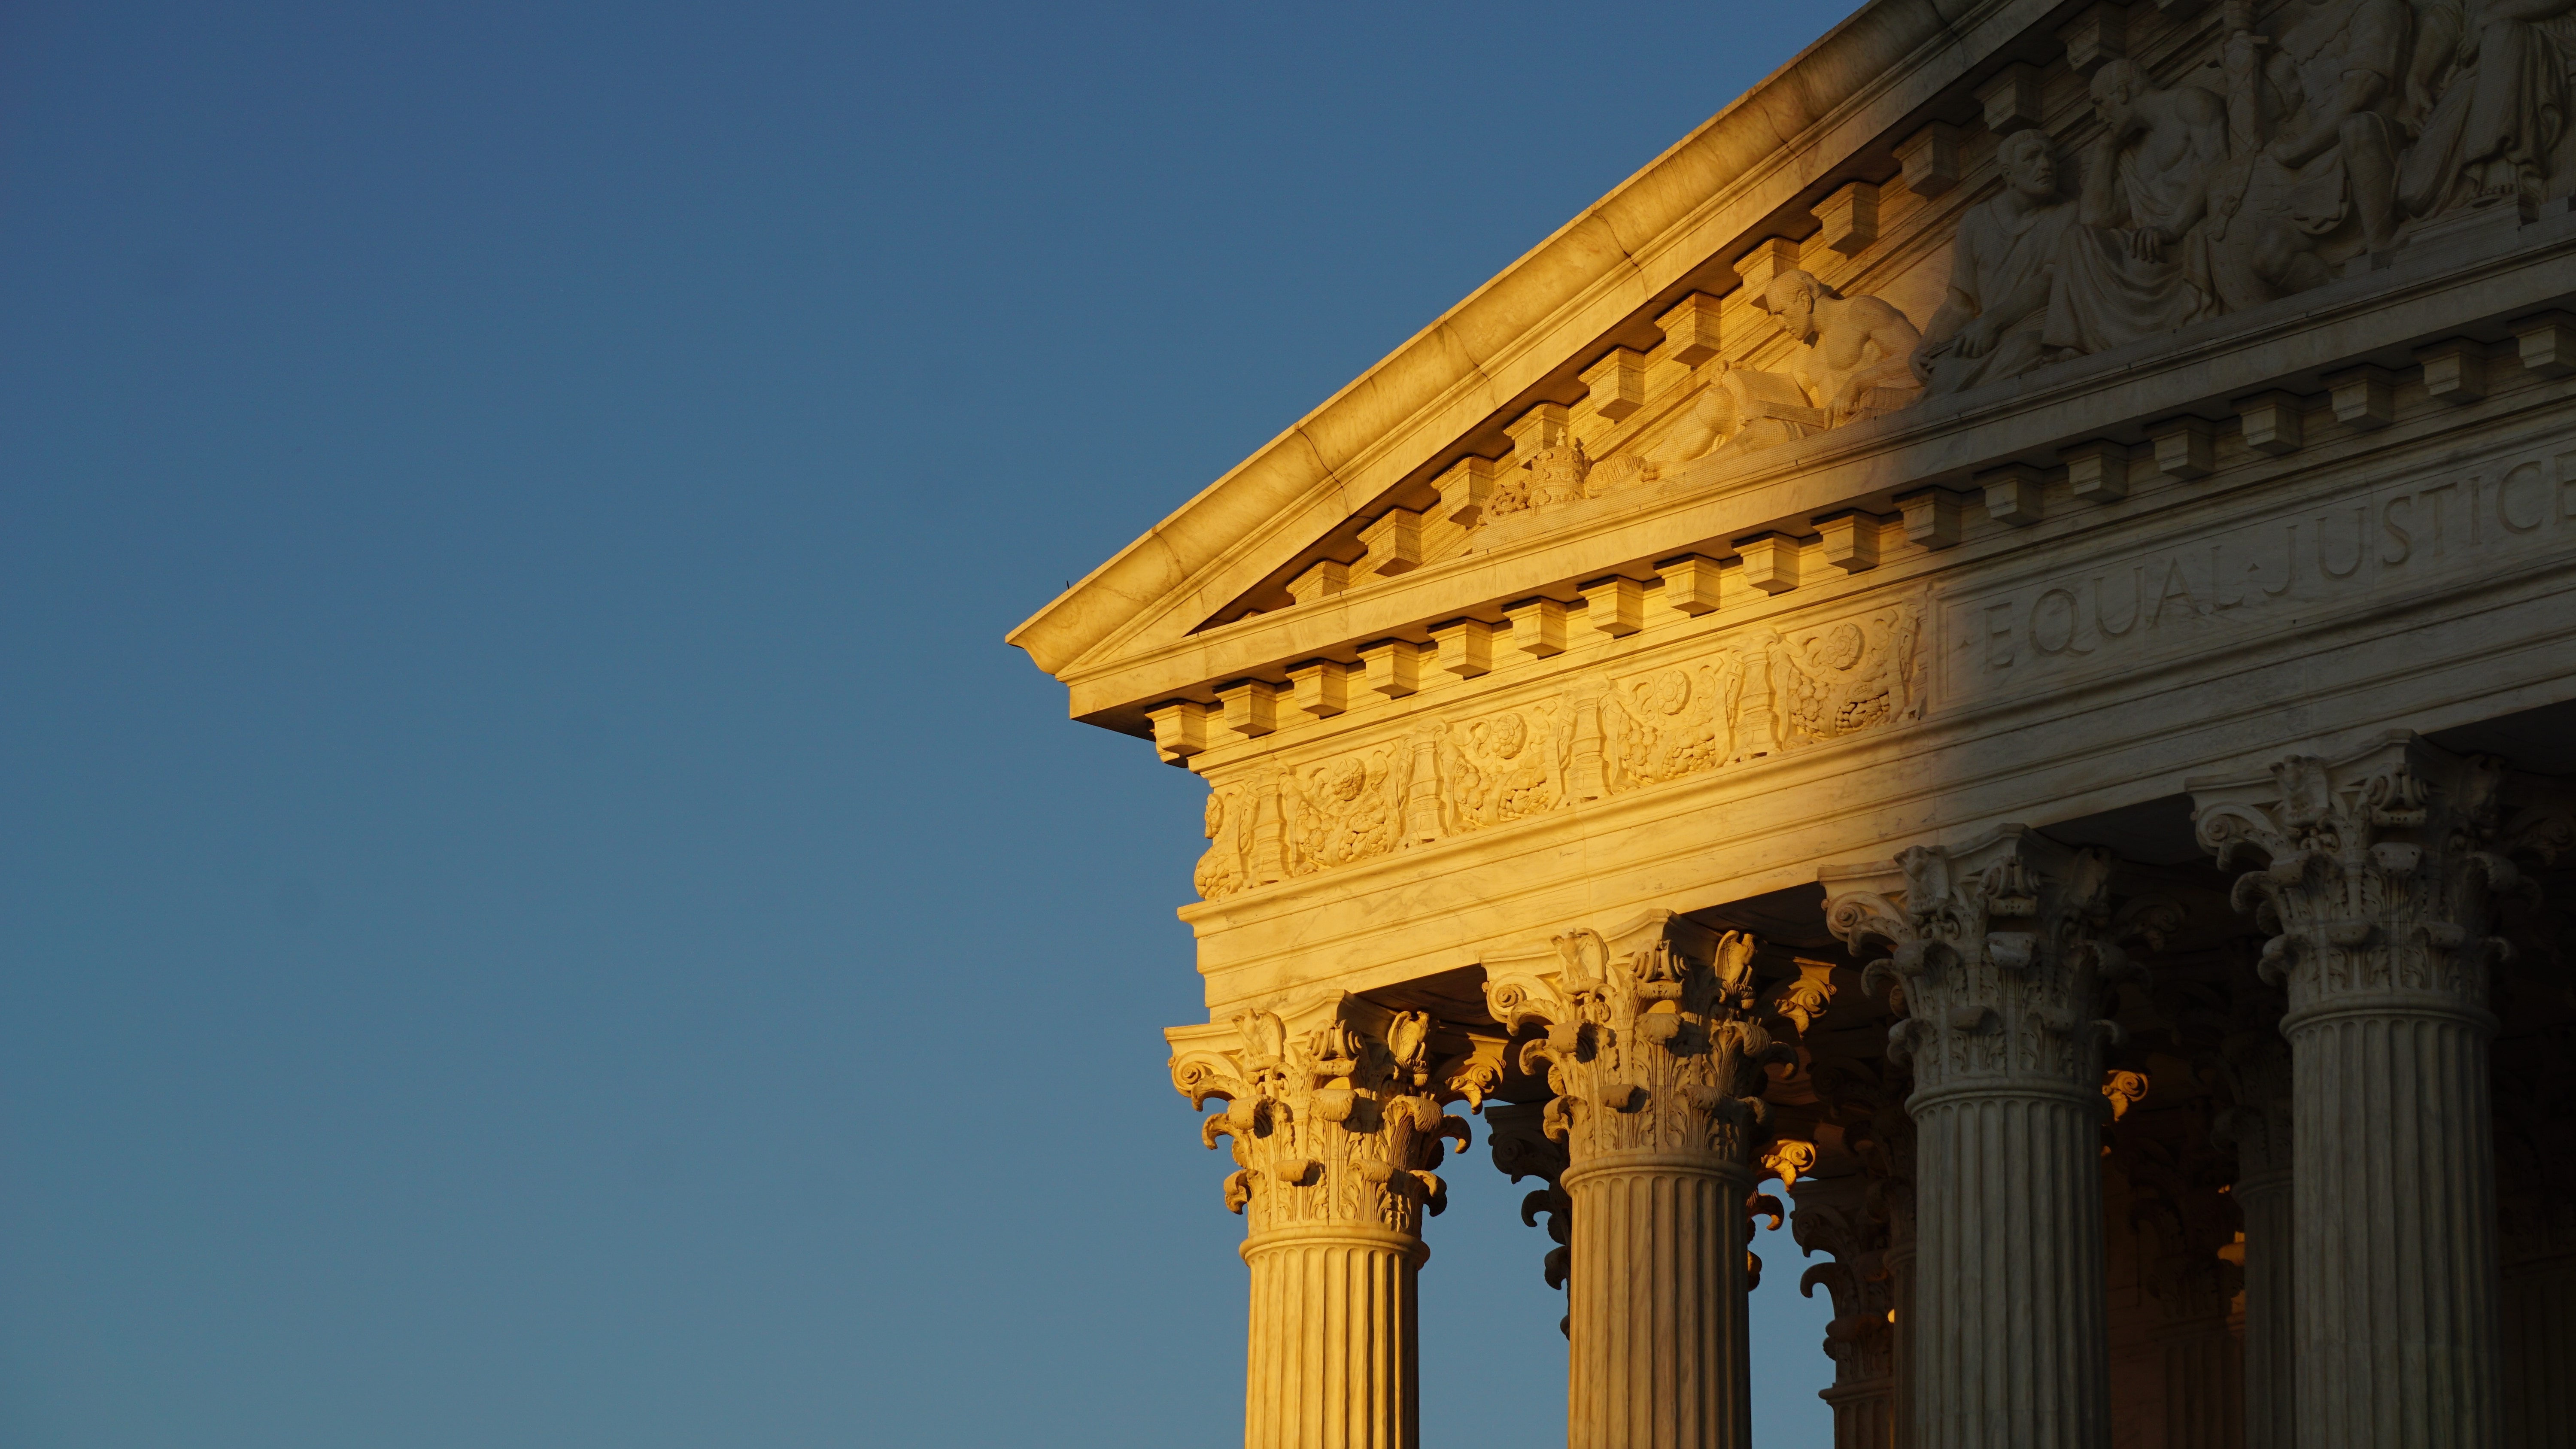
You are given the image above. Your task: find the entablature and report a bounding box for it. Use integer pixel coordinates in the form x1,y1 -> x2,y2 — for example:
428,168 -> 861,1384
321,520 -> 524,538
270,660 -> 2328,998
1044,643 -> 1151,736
1069,225 -> 2576,736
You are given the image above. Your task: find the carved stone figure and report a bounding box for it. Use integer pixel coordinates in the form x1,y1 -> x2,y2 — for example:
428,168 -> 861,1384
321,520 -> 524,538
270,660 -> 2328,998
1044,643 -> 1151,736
2397,0 -> 2576,219
1287,749 -> 1402,874
1194,786 -> 1246,900
2047,60 -> 2229,355
1758,269 -> 1925,425
1602,659 -> 1745,788
1915,129 -> 2080,394
2211,0 -> 2407,292
1651,269 -> 1923,466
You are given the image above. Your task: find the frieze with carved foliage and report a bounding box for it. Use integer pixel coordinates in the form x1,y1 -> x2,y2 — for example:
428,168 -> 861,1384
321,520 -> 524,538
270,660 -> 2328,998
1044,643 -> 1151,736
1193,601 -> 1924,901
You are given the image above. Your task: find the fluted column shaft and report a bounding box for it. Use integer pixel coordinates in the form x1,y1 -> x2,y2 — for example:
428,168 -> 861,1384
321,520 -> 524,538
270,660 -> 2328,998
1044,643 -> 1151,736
2500,1248 -> 2576,1448
2154,1313 -> 2245,1449
2283,1001 -> 2500,1448
1563,1154 -> 1753,1449
1242,1225 -> 1422,1449
2235,1166 -> 2295,1449
2193,739 -> 2547,1449
1886,1240 -> 1917,1449
1169,998 -> 1479,1449
1909,1086 -> 2111,1449
1485,912 -> 1786,1449
1827,827 -> 2165,1449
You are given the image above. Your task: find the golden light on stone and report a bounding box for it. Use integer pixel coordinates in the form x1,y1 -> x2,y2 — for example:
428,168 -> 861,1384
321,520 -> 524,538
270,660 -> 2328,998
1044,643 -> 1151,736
1012,0 -> 2576,1440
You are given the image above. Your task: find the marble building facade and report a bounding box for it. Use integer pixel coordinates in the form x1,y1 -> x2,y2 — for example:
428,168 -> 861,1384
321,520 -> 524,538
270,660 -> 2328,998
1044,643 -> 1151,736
1011,0 -> 2576,1443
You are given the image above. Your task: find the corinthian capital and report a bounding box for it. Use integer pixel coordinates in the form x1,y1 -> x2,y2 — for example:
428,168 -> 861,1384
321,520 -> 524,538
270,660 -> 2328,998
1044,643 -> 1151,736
2190,733 -> 2571,1019
1482,910 -> 1788,1166
1167,994 -> 1482,1237
1823,825 -> 2174,1098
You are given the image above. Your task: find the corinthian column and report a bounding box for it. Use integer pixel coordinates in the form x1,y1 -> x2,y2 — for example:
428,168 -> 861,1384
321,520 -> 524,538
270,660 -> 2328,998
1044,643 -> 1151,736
2211,995 -> 2296,1449
2192,737 -> 2563,1449
1824,826 -> 2171,1449
1801,1054 -> 1917,1449
1168,996 -> 1477,1449
1485,911 -> 1788,1449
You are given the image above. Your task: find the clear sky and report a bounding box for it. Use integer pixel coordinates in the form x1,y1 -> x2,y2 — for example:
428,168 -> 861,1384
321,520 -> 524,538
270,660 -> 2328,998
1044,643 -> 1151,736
2,3 -> 1855,1444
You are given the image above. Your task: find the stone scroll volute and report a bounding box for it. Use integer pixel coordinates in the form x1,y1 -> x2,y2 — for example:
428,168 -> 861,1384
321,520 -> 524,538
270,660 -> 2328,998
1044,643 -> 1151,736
1824,826 -> 2177,1097
1167,995 -> 1494,1238
2190,735 -> 2573,1015
1482,913 -> 1790,1168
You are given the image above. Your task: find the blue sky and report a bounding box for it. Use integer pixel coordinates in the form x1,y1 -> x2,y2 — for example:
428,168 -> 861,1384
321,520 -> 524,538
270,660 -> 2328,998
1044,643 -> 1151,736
1,4 -> 1852,1444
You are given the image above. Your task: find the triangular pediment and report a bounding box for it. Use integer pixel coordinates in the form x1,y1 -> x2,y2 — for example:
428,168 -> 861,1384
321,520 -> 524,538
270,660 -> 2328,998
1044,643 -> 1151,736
1007,0 -> 2048,684
1014,0 -> 2576,740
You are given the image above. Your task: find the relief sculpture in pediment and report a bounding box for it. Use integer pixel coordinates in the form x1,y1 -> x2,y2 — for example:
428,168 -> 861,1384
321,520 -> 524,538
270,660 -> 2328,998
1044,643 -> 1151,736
1449,0 -> 2576,531
2049,63 -> 2231,353
1653,270 -> 1927,469
1920,129 -> 2084,394
2396,0 -> 2576,218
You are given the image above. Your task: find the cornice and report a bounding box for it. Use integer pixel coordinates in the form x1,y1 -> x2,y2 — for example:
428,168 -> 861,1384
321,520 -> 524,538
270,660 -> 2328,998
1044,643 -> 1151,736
1056,219 -> 2576,729
1007,0 -> 2051,682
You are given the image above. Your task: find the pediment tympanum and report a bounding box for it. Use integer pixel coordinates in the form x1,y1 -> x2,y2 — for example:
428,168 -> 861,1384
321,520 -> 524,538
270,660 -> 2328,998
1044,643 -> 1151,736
1014,0 -> 2576,734
1225,0 -> 2576,611
1013,0 -> 2576,1009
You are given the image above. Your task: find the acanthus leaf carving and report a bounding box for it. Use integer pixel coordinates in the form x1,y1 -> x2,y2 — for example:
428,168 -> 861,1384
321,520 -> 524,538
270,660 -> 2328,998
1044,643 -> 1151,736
2190,736 -> 2570,1018
1826,826 -> 2171,1097
1167,994 -> 1476,1238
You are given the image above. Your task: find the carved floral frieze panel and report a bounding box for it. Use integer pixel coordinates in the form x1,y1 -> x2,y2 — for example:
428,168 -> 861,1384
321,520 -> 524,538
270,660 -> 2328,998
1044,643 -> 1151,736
1192,598 -> 1926,901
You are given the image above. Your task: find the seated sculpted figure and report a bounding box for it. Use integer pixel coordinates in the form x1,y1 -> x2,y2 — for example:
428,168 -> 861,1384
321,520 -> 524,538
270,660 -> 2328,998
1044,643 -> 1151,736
2217,0 -> 2405,285
1643,268 -> 1923,468
2045,59 -> 2226,355
2397,0 -> 2576,219
1914,129 -> 2079,395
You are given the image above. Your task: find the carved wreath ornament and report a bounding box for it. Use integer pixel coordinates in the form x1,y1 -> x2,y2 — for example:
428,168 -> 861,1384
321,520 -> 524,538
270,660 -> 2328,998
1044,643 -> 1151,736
1170,1002 -> 1475,1237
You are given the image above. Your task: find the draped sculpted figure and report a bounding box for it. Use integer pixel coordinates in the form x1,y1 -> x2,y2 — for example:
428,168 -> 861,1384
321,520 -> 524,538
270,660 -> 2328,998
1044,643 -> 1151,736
2047,60 -> 2228,354
2164,0 -> 2399,307
2398,0 -> 2576,218
1913,129 -> 2078,395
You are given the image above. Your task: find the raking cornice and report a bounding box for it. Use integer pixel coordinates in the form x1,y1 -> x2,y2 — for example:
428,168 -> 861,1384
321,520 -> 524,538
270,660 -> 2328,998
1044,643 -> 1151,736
1006,0 -> 2051,682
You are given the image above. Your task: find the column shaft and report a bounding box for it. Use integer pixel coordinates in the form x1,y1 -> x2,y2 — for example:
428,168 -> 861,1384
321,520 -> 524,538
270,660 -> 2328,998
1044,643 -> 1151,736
1886,1241 -> 1917,1449
1485,914 -> 1781,1449
1170,998 -> 1476,1449
2193,739 -> 2548,1449
1911,1089 -> 2111,1449
1242,1226 -> 1421,1449
2287,1004 -> 2503,1449
1563,1158 -> 1751,1449
2156,1319 -> 2244,1449
1826,827 -> 2153,1449
2499,1250 -> 2576,1448
2236,1169 -> 2295,1449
